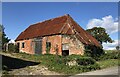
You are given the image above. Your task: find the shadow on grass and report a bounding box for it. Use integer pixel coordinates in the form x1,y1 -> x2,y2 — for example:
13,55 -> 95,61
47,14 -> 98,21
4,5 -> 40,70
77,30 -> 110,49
2,54 -> 40,70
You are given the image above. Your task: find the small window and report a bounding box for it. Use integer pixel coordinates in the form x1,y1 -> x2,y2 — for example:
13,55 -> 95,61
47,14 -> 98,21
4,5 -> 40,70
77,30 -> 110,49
22,42 -> 25,48
17,43 -> 20,48
46,42 -> 51,48
46,42 -> 51,53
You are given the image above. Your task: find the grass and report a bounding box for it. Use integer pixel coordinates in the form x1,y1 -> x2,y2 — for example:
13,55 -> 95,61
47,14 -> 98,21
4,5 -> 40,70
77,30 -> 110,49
104,50 -> 118,53
1,50 -> 119,75
97,59 -> 118,69
1,52 -> 100,75
97,50 -> 119,69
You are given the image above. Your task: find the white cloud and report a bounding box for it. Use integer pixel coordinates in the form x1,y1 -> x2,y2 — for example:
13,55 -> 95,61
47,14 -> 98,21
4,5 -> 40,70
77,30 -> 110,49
9,39 -> 15,43
102,40 -> 119,50
87,15 -> 118,34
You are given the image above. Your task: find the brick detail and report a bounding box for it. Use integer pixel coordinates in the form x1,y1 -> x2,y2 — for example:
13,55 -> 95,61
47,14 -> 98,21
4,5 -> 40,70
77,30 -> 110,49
16,34 -> 84,55
62,35 -> 84,55
42,35 -> 62,55
16,39 -> 34,54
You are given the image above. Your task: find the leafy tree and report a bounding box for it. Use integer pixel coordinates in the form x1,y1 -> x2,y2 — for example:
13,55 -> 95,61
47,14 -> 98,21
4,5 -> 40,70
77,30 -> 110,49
0,25 -> 10,50
116,46 -> 119,50
86,27 -> 113,44
0,25 -> 2,50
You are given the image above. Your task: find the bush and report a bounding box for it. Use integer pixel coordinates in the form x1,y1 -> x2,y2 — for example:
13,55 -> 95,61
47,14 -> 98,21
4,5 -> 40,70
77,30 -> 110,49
84,45 -> 105,60
66,55 -> 96,66
36,54 -> 101,72
84,49 -> 92,57
85,48 -> 119,61
99,51 -> 119,60
85,49 -> 105,61
8,43 -> 15,52
3,52 -> 101,75
76,57 -> 96,66
8,43 -> 19,53
35,54 -> 100,74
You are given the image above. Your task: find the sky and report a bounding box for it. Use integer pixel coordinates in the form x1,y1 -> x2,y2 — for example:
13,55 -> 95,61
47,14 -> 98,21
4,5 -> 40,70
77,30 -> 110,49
2,2 -> 119,50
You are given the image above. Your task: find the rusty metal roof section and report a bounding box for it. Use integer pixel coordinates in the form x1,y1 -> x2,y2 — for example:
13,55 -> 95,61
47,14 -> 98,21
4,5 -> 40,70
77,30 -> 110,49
15,14 -> 101,47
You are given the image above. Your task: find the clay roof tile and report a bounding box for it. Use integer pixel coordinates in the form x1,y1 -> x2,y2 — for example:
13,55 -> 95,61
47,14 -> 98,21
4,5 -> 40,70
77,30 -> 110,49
15,14 -> 101,47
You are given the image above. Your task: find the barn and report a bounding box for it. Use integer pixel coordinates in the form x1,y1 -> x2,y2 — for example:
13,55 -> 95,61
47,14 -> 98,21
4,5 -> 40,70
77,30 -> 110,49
15,14 -> 101,56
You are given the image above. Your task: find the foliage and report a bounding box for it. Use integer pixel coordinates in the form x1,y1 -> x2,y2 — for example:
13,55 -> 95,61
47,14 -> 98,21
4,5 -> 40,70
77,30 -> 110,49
84,45 -> 105,60
98,51 -> 119,61
0,25 -> 10,50
5,52 -> 100,74
116,46 -> 120,50
104,50 -> 118,53
97,59 -> 118,69
66,55 -> 96,66
76,57 -> 96,65
8,43 -> 19,53
1,51 -> 119,75
86,27 -> 113,44
43,54 -> 100,74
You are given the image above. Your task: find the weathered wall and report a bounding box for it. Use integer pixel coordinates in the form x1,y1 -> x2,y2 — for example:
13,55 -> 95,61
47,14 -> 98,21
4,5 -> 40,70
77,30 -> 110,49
16,35 -> 62,55
16,39 -> 34,54
16,34 -> 84,55
62,35 -> 84,55
42,35 -> 62,55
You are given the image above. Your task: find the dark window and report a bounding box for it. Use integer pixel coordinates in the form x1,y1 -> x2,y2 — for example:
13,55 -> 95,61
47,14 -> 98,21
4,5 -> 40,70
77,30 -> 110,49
22,42 -> 25,48
62,50 -> 69,56
46,42 -> 51,53
46,42 -> 51,48
17,43 -> 20,48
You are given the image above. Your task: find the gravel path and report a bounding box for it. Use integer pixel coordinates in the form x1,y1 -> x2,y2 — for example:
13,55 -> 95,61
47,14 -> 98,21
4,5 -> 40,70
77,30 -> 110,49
77,66 -> 118,75
70,66 -> 119,77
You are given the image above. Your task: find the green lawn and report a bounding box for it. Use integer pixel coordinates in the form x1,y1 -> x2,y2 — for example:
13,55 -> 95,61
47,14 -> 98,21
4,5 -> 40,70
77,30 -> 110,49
97,50 -> 119,69
104,50 -> 118,53
97,59 -> 118,69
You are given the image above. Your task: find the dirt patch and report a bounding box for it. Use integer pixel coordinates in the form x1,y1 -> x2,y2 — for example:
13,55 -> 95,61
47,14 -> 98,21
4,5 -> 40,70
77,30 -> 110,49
1,52 -> 62,75
9,65 -> 61,75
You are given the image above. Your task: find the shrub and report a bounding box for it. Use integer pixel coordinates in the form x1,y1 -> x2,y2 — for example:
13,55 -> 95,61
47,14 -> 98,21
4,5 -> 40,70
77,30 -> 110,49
76,57 -> 96,66
84,46 -> 105,61
84,49 -> 92,57
8,43 -> 19,53
8,43 -> 14,52
66,55 -> 97,66
3,52 -> 101,75
36,54 -> 100,74
84,49 -> 99,60
99,51 -> 119,60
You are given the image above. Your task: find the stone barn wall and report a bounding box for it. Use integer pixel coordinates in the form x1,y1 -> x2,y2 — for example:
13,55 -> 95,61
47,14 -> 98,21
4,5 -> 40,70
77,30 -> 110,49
62,35 -> 84,55
16,34 -> 84,55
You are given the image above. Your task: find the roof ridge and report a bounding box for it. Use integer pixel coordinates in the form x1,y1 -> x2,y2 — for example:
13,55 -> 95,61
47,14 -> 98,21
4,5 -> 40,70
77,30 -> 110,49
59,14 -> 70,33
30,14 -> 70,26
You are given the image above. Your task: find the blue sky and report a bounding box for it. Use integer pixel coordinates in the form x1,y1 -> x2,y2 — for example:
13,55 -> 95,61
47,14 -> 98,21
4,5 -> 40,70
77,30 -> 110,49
2,2 -> 119,50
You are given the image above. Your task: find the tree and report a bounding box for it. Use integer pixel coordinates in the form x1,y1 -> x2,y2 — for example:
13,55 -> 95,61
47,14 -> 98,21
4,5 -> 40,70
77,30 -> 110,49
0,25 -> 10,50
86,27 -> 113,44
0,25 -> 2,50
116,46 -> 119,50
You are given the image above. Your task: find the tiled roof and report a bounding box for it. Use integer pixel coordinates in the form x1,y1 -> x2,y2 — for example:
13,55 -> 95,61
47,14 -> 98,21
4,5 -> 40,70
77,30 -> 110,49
15,14 -> 101,47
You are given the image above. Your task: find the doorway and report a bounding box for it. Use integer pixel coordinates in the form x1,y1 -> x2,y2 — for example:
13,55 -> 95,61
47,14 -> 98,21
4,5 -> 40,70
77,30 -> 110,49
34,38 -> 42,54
62,50 -> 69,56
62,43 -> 69,56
